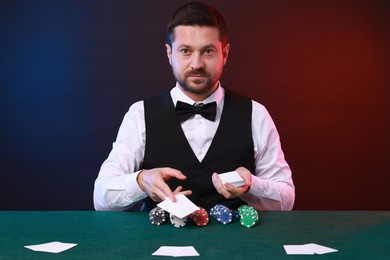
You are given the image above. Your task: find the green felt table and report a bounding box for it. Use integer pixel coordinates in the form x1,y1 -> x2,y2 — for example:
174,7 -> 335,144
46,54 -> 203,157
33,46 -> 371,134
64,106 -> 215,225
0,211 -> 389,259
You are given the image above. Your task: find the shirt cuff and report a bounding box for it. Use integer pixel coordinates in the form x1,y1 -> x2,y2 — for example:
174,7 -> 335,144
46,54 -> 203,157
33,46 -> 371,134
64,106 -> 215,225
123,171 -> 147,202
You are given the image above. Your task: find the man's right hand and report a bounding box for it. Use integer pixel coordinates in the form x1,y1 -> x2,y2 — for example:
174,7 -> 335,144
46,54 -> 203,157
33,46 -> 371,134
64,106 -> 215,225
137,167 -> 192,202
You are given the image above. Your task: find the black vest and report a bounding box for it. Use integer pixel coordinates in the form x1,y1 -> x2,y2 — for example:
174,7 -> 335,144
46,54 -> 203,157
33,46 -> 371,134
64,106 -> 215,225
142,90 -> 255,210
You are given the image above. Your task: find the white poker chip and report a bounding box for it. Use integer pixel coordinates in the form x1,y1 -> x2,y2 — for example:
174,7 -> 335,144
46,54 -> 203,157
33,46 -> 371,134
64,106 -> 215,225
169,214 -> 187,228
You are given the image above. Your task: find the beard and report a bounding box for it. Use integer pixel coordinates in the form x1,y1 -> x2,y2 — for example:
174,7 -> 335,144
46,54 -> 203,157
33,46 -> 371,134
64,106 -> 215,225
175,68 -> 217,95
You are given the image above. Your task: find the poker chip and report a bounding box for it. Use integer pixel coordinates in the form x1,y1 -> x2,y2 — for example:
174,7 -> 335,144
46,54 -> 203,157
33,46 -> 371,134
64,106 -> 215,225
149,204 -> 258,228
237,205 -> 259,228
169,213 -> 187,228
188,207 -> 209,226
149,207 -> 167,225
209,204 -> 235,224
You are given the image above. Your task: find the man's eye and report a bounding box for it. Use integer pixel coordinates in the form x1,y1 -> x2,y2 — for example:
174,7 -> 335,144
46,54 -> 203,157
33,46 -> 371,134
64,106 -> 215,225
180,49 -> 191,55
204,49 -> 215,55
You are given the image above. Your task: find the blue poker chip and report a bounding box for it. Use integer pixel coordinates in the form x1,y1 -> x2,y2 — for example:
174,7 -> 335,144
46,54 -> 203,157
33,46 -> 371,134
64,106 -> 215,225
217,210 -> 232,224
210,204 -> 227,217
231,210 -> 239,218
210,204 -> 235,224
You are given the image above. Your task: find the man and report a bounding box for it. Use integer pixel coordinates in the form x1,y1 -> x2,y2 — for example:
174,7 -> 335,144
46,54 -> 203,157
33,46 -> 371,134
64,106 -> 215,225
94,2 -> 294,211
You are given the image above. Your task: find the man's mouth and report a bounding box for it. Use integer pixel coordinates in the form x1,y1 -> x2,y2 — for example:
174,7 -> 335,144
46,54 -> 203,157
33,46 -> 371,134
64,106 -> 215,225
187,73 -> 208,78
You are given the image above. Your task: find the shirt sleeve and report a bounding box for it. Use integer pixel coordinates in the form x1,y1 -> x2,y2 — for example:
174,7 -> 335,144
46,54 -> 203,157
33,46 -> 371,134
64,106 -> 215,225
93,101 -> 148,211
241,101 -> 295,210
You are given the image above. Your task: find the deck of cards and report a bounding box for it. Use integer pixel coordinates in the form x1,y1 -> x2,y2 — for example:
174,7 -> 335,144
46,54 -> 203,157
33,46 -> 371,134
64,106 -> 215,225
218,171 -> 245,188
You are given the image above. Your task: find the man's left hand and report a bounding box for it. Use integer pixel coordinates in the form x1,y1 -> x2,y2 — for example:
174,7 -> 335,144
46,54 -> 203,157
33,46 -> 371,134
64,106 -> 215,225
211,167 -> 252,199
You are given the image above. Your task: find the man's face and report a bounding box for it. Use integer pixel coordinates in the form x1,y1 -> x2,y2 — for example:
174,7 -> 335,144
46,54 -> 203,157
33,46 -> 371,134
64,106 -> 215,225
166,25 -> 229,101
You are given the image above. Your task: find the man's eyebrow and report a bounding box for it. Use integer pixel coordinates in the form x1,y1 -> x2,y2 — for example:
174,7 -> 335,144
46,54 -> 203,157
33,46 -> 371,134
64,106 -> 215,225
175,44 -> 217,50
176,44 -> 191,50
202,44 -> 217,49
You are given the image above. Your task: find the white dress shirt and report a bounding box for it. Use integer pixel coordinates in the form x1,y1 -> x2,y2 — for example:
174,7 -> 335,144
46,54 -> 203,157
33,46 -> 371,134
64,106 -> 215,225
94,83 -> 295,211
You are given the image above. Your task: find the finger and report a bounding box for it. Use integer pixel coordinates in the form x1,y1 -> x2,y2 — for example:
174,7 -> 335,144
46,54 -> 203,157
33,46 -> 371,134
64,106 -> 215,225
173,186 -> 183,193
212,173 -> 231,197
173,186 -> 192,196
211,172 -> 222,191
146,175 -> 176,202
158,183 -> 176,202
180,190 -> 192,196
225,182 -> 249,198
161,167 -> 187,181
224,182 -> 240,195
173,186 -> 193,197
236,167 -> 252,186
224,182 -> 235,191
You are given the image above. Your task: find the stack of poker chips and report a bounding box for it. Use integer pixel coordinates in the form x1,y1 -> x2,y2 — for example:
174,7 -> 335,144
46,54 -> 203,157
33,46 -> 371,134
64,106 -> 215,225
149,204 -> 259,228
237,205 -> 259,228
210,204 -> 259,228
188,207 -> 209,226
149,207 -> 168,225
149,206 -> 209,228
169,214 -> 188,228
209,204 -> 238,224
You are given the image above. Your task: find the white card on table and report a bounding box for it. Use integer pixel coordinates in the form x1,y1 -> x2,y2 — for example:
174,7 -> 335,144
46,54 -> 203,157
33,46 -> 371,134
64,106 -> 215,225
306,243 -> 338,254
283,243 -> 338,255
25,241 -> 77,253
152,246 -> 200,257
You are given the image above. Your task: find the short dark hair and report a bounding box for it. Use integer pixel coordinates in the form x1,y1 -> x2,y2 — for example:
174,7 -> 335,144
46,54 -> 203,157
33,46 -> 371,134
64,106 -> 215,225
166,2 -> 228,47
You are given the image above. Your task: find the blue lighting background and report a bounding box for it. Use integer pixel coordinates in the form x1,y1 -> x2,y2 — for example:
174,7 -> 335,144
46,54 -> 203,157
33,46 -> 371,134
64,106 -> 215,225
0,0 -> 174,209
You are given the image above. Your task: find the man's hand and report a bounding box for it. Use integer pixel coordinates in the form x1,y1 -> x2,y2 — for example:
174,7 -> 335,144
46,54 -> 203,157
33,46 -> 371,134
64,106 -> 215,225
212,167 -> 252,199
137,167 -> 192,202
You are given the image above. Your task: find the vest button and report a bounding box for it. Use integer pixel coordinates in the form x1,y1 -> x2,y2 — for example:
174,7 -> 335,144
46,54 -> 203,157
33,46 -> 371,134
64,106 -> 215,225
197,169 -> 205,176
197,196 -> 205,202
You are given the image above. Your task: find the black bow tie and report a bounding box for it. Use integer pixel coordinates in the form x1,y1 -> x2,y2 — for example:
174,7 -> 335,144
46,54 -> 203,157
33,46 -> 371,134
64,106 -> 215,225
175,101 -> 217,122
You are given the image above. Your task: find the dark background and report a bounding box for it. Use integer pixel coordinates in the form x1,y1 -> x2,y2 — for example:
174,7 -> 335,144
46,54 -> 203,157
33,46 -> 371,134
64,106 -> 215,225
1,0 -> 389,210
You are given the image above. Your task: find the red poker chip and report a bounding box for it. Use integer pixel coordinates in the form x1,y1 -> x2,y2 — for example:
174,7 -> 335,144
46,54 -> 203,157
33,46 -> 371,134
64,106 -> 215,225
189,207 -> 209,226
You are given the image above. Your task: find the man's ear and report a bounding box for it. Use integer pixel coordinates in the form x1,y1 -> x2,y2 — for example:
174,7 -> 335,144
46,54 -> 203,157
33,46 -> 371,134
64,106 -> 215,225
223,43 -> 230,65
166,44 -> 172,65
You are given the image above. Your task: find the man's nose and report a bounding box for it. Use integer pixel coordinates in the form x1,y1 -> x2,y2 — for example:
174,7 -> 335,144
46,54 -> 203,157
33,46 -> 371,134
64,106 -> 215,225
190,53 -> 204,70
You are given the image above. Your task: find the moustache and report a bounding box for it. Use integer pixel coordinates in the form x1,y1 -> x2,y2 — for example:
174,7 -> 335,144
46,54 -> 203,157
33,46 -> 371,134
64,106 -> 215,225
185,69 -> 209,77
